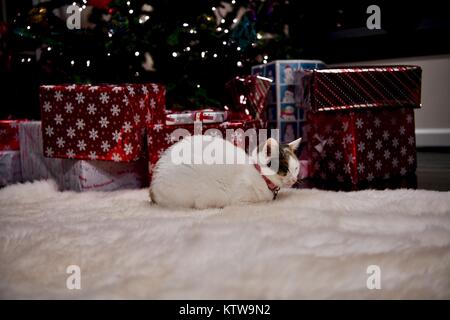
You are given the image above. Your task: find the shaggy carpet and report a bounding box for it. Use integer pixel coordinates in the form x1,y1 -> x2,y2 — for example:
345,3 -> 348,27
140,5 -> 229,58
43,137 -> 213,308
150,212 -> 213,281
0,180 -> 449,299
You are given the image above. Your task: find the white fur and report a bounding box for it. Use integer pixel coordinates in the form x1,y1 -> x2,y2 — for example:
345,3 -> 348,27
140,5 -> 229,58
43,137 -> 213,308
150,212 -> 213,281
150,136 -> 301,209
0,180 -> 449,299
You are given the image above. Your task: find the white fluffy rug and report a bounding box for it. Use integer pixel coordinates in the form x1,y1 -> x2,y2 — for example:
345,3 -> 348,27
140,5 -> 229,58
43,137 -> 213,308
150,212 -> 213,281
0,181 -> 449,299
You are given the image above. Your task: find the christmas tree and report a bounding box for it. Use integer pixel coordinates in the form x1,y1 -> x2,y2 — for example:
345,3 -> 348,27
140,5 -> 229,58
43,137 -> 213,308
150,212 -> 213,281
2,0 -> 302,118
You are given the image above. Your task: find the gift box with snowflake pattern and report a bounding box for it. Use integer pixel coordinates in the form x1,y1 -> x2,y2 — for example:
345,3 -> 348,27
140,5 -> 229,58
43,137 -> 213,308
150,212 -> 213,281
40,83 -> 165,162
298,66 -> 422,185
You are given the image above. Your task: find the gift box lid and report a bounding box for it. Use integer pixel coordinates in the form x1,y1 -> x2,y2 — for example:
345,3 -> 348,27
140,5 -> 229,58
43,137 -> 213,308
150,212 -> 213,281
297,65 -> 422,112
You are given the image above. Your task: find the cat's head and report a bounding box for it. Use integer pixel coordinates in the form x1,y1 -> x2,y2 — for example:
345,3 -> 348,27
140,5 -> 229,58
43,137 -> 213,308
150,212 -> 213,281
252,137 -> 302,188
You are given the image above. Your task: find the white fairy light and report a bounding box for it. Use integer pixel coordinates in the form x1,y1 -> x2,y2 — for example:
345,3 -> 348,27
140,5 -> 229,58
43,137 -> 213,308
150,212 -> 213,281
237,61 -> 243,67
216,27 -> 222,32
197,84 -> 200,88
70,60 -> 75,66
21,58 -> 25,63
237,46 -> 241,51
232,0 -> 236,4
183,23 -> 189,27
263,59 -> 268,64
26,26 -> 30,30
172,52 -> 178,57
86,60 -> 90,67
185,46 -> 191,51
201,51 -> 206,58
129,9 -> 134,14
127,1 -> 131,6
221,19 -> 225,24
212,7 -> 216,11
135,51 -> 140,57
233,18 -> 238,23
224,29 -> 229,33
27,58 -> 31,62
107,52 -> 111,57
213,53 -> 218,58
82,5 -> 86,9
257,33 -> 262,39
222,41 -> 227,45
47,47 -> 52,51
264,55 -> 269,60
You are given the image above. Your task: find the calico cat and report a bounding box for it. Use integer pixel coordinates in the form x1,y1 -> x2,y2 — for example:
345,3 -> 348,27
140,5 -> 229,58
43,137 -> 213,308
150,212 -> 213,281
150,135 -> 301,209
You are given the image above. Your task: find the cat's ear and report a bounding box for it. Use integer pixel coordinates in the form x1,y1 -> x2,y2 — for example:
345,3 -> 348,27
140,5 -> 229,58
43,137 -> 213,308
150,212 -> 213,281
288,137 -> 302,151
261,138 -> 279,159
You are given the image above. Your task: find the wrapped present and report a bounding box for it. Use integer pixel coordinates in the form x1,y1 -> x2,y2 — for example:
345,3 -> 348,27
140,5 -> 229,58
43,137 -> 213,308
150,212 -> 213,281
0,120 -> 27,151
0,151 -> 22,186
251,60 -> 326,143
19,121 -> 147,191
298,65 -> 422,186
165,109 -> 226,125
146,75 -> 272,181
40,83 -> 165,162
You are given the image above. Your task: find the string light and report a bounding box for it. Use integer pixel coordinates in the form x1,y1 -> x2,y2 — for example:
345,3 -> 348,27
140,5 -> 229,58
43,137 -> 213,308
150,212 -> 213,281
237,46 -> 241,51
216,27 -> 222,32
21,58 -> 25,63
222,41 -> 227,45
82,5 -> 86,10
135,51 -> 140,57
26,26 -> 30,30
201,51 -> 206,58
172,52 -> 178,57
264,55 -> 269,60
221,19 -> 225,24
86,60 -> 90,67
224,29 -> 229,34
233,18 -> 238,23
185,47 -> 191,51
127,1 -> 131,6
196,84 -> 200,88
237,61 -> 243,67
212,7 -> 216,11
129,9 -> 134,14
183,23 -> 189,27
70,60 -> 75,66
263,60 -> 268,64
189,29 -> 196,34
47,47 -> 52,51
257,33 -> 263,39
232,0 -> 236,4
213,53 -> 218,58
107,52 -> 111,57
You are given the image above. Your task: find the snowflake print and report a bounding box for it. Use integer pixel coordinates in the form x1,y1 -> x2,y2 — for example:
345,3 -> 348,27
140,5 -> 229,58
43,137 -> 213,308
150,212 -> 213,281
89,129 -> 98,140
335,150 -> 343,160
54,114 -> 63,125
127,86 -> 135,96
341,121 -> 349,132
101,140 -> 111,152
145,111 -> 152,123
342,134 -> 353,145
45,126 -> 54,136
122,95 -> 129,106
400,146 -> 407,156
406,114 -> 413,123
87,104 -> 97,115
357,163 -> 365,173
382,130 -> 389,140
112,130 -> 122,143
152,84 -> 159,93
66,84 -> 76,91
43,101 -> 52,112
66,127 -> 76,139
153,123 -> 163,132
367,173 -> 374,182
66,149 -> 75,159
147,134 -> 153,145
45,147 -> 54,157
65,102 -> 74,113
77,139 -> 87,151
111,105 -> 120,116
365,129 -> 373,139
54,91 -> 63,101
384,150 -> 391,159
139,99 -> 145,109
88,151 -> 97,160
347,153 -> 355,164
122,121 -> 133,133
328,161 -> 335,171
392,138 -> 399,148
88,86 -> 99,92
112,86 -> 122,93
56,137 -> 65,148
327,137 -> 334,146
75,92 -> 85,104
373,117 -> 381,127
142,85 -> 149,95
400,167 -> 407,176
164,133 -> 174,144
99,117 -> 109,128
375,140 -> 383,150
124,143 -> 133,155
408,136 -> 415,145
150,98 -> 156,109
407,155 -> 415,165
375,160 -> 382,170
344,163 -> 351,174
357,142 -> 365,153
75,119 -> 85,130
133,114 -> 140,125
392,158 -> 399,167
100,92 -> 109,104
355,118 -> 364,129
112,153 -> 122,162
399,126 -> 406,135
367,151 -> 374,161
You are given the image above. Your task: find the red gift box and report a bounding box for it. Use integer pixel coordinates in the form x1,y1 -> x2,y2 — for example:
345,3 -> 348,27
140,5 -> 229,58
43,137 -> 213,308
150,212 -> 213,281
146,75 -> 271,181
40,83 -> 165,162
298,66 -> 422,186
0,120 -> 27,151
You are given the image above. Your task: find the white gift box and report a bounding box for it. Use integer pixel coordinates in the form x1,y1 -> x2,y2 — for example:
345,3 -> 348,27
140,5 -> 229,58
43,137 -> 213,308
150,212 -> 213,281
0,151 -> 22,186
19,121 -> 147,191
